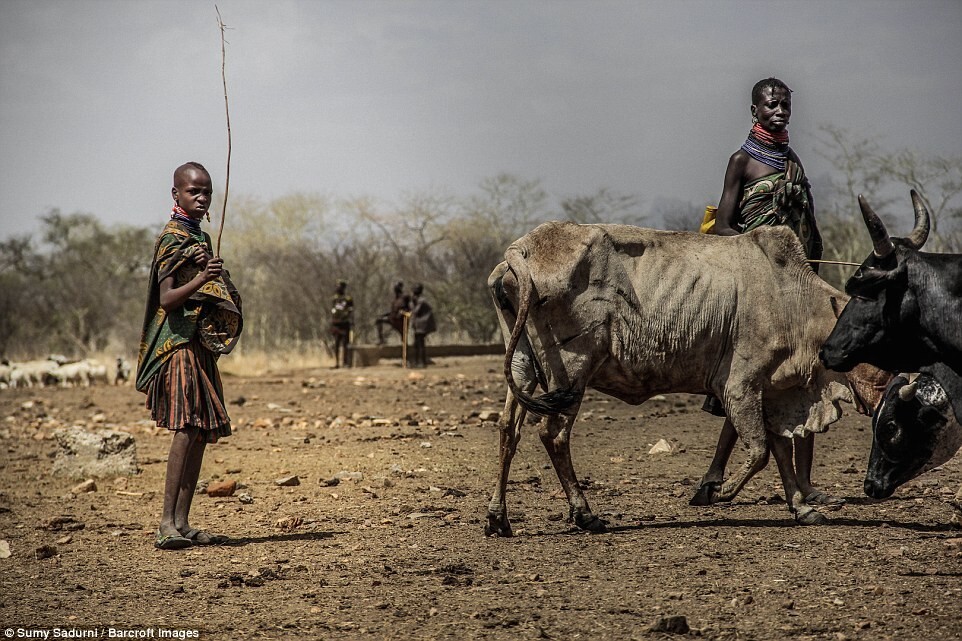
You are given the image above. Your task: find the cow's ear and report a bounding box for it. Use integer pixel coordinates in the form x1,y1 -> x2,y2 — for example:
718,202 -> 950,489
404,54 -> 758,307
829,296 -> 845,319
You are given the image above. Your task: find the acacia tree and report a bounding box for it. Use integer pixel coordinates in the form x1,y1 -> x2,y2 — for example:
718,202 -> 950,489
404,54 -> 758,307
813,125 -> 962,288
561,187 -> 643,226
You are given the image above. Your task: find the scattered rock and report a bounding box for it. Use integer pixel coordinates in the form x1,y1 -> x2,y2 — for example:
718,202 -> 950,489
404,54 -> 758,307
207,480 -> 237,497
45,516 -> 85,531
648,439 -> 673,455
52,427 -> 139,478
275,475 -> 300,487
648,615 -> 689,635
35,545 -> 58,560
274,516 -> 303,531
71,479 -> 97,494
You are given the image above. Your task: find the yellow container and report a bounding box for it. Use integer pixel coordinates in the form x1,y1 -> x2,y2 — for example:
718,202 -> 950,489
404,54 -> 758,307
699,205 -> 717,234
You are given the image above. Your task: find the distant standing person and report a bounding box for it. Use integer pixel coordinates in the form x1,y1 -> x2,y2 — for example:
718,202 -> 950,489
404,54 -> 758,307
375,281 -> 411,345
409,283 -> 437,368
330,279 -> 354,368
695,78 -> 837,508
136,161 -> 243,550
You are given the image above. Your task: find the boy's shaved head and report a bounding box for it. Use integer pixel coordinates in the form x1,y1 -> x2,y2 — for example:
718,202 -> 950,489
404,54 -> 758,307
173,162 -> 210,187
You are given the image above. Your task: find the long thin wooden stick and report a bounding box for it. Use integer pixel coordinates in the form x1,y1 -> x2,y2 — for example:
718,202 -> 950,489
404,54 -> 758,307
215,6 -> 231,258
807,259 -> 862,267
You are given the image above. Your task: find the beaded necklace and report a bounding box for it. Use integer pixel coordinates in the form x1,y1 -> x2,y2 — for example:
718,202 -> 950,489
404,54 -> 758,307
741,122 -> 790,172
171,205 -> 203,237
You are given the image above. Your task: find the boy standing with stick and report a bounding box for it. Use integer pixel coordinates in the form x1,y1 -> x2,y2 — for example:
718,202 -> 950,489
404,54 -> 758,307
136,162 -> 243,550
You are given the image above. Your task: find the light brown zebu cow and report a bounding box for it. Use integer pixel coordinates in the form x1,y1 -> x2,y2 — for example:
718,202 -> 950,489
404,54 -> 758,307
486,222 -> 886,536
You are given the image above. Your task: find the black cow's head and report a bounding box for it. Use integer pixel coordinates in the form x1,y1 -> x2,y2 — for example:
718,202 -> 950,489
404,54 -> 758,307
820,191 -> 932,372
865,370 -> 962,499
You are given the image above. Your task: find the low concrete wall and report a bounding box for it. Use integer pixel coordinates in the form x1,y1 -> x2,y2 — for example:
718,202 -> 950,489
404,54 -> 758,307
349,343 -> 504,367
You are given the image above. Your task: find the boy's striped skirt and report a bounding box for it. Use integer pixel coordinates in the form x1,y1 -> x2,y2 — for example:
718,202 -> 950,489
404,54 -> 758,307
145,337 -> 232,443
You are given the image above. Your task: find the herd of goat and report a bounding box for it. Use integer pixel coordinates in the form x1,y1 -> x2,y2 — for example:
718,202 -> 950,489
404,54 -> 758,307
0,355 -> 131,389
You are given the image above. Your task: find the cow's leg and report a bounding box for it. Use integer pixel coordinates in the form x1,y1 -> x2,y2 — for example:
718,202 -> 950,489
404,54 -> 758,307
691,419 -> 738,505
769,433 -> 828,525
485,392 -> 528,537
538,405 -> 605,533
712,400 -> 771,503
794,435 -> 845,506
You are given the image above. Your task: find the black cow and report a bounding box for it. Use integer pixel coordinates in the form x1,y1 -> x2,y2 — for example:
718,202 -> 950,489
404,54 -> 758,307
866,362 -> 962,499
818,191 -> 962,517
819,190 -> 962,374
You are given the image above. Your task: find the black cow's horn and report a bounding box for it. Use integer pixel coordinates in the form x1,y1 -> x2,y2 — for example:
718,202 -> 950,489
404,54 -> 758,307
898,382 -> 918,402
907,190 -> 931,250
858,194 -> 894,258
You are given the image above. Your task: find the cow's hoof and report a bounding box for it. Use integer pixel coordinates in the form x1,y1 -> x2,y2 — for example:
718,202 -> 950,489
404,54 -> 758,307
574,512 -> 608,533
795,509 -> 829,526
484,514 -> 513,537
689,481 -> 722,506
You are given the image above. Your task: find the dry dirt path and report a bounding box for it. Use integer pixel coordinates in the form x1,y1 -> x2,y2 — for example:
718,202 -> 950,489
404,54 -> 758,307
1,356 -> 960,640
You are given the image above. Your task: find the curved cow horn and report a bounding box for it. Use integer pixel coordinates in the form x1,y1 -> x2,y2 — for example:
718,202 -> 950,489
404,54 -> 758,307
858,194 -> 895,258
898,381 -> 918,402
907,190 -> 931,250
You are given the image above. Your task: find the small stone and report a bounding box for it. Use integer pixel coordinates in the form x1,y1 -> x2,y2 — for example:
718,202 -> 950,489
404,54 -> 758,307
207,480 -> 237,497
333,471 -> 363,481
320,477 -> 340,487
71,479 -> 97,494
275,475 -> 300,487
45,516 -> 84,531
0,540 -> 10,558
238,493 -> 254,504
477,411 -> 500,423
648,439 -> 673,455
35,544 -> 58,560
274,516 -> 303,531
56,535 -> 72,545
648,615 -> 689,635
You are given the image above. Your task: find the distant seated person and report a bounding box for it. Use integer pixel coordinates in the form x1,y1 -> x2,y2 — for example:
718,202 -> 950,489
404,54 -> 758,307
375,281 -> 411,345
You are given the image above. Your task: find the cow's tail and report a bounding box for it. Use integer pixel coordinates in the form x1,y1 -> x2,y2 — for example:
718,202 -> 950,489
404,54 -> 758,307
502,247 -> 581,416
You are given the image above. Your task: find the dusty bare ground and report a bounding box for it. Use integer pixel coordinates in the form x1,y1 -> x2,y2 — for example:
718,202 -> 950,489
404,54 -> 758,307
1,355 -> 961,640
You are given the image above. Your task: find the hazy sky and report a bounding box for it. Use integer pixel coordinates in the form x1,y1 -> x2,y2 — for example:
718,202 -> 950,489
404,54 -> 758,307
1,0 -> 960,239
